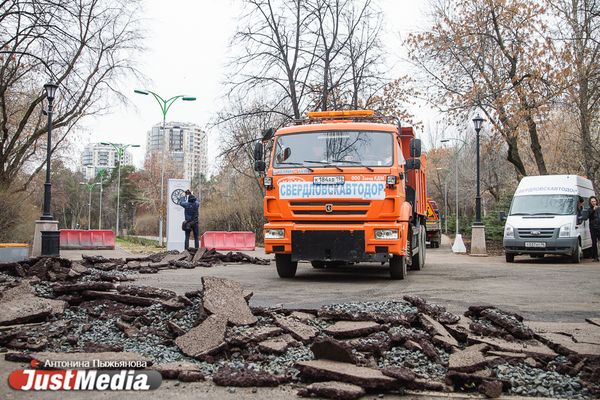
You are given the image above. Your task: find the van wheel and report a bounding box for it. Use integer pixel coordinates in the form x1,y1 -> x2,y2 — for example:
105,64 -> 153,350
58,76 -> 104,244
506,252 -> 515,262
390,255 -> 407,279
276,254 -> 298,278
311,260 -> 325,269
571,241 -> 581,264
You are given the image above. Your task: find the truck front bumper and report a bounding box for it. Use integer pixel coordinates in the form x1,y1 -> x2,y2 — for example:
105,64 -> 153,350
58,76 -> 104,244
503,237 -> 578,255
264,222 -> 406,262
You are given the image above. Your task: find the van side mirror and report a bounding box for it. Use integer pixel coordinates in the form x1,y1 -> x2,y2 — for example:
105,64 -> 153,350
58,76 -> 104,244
410,138 -> 421,158
579,209 -> 589,225
406,158 -> 421,170
499,211 -> 506,222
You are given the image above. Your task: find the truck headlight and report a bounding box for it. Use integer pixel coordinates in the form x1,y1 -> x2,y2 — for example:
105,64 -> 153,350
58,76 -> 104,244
504,224 -> 514,238
262,176 -> 273,187
374,229 -> 398,240
559,223 -> 571,237
265,229 -> 285,239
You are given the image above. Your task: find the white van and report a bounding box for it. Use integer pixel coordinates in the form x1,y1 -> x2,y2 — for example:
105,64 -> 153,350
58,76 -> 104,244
501,175 -> 595,263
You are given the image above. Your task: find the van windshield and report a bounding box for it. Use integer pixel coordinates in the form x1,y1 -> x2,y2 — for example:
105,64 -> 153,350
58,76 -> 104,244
509,195 -> 575,216
273,131 -> 394,169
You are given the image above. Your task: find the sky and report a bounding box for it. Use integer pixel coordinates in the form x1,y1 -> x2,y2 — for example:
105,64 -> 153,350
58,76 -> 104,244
80,0 -> 426,173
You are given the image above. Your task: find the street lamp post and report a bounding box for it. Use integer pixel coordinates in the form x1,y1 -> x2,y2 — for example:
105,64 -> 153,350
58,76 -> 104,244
79,182 -> 100,230
100,143 -> 140,236
440,138 -> 467,235
436,167 -> 452,234
471,114 -> 487,256
39,81 -> 60,257
95,167 -> 114,229
134,90 -> 196,247
473,115 -> 484,225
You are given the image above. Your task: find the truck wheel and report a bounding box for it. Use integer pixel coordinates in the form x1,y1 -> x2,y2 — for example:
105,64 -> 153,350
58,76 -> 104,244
390,254 -> 407,279
311,260 -> 325,269
505,252 -> 515,262
411,225 -> 426,270
571,241 -> 581,264
276,254 -> 298,278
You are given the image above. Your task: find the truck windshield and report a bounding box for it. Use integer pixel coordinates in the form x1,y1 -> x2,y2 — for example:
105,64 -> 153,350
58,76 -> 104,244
273,131 -> 394,169
509,195 -> 575,216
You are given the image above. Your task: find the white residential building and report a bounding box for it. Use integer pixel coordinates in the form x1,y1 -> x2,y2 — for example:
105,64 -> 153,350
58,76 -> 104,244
145,122 -> 208,181
80,143 -> 135,180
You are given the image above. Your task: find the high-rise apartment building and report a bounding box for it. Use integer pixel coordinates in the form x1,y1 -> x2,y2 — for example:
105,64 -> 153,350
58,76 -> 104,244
80,143 -> 135,180
145,122 -> 208,182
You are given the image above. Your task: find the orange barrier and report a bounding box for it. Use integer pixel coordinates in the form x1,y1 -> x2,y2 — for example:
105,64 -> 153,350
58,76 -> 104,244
200,231 -> 255,251
60,230 -> 115,250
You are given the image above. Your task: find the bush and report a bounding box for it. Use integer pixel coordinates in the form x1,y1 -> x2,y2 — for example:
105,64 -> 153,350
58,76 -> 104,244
200,202 -> 267,243
0,191 -> 38,244
134,213 -> 159,236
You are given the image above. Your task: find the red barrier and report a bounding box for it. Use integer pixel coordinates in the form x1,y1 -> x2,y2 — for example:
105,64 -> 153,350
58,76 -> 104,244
60,230 -> 115,250
200,231 -> 255,251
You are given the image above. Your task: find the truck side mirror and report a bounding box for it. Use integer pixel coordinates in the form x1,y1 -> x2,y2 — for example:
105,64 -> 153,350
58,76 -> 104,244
499,211 -> 506,222
254,142 -> 265,172
262,128 -> 275,142
410,138 -> 421,158
254,142 -> 263,161
406,158 -> 421,170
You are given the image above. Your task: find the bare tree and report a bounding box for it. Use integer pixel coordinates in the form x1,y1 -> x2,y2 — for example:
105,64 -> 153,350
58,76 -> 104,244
228,0 -> 315,119
406,0 -> 563,178
0,0 -> 145,193
550,0 -> 600,186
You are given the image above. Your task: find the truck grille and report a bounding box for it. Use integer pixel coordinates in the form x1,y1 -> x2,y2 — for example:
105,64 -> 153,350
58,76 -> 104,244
517,228 -> 555,239
289,201 -> 370,216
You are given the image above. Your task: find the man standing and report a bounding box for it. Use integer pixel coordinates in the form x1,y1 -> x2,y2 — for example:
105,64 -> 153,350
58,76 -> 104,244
588,196 -> 600,262
179,190 -> 200,250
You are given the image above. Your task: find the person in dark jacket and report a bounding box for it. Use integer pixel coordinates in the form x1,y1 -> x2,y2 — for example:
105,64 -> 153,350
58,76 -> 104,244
179,190 -> 200,250
588,196 -> 600,261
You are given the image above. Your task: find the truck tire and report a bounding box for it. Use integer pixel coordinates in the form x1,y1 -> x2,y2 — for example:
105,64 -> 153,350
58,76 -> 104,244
390,254 -> 407,279
276,254 -> 298,278
505,252 -> 515,262
411,225 -> 426,270
571,241 -> 581,264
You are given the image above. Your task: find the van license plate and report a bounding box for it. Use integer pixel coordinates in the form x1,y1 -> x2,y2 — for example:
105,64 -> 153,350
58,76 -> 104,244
525,242 -> 546,248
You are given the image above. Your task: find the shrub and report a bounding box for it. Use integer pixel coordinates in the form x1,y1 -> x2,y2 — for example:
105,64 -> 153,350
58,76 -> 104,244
0,191 -> 38,245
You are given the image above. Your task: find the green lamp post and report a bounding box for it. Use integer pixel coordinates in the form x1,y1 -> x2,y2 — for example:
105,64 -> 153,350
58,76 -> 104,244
436,167 -> 452,234
95,166 -> 115,229
79,182 -> 101,230
134,90 -> 196,246
440,138 -> 468,235
100,142 -> 140,236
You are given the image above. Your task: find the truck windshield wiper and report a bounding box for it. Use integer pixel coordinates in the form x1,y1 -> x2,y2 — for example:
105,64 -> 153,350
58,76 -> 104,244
304,160 -> 344,172
531,212 -> 557,216
332,159 -> 374,172
510,212 -> 531,216
278,162 -> 313,172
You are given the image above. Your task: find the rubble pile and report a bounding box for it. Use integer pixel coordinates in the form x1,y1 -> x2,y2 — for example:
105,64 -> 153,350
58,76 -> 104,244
1,255 -> 599,399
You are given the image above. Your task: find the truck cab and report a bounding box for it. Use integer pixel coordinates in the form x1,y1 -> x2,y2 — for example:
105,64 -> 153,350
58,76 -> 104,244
254,110 -> 428,279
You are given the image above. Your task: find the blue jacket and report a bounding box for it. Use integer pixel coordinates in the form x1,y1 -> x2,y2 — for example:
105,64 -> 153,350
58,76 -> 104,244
180,195 -> 200,220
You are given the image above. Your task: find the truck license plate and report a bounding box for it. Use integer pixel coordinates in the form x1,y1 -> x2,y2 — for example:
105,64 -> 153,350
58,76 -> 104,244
313,176 -> 345,185
525,242 -> 546,248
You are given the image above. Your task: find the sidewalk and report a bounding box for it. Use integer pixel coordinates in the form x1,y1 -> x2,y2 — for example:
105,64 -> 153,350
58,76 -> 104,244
58,246 -> 137,261
57,245 -> 273,262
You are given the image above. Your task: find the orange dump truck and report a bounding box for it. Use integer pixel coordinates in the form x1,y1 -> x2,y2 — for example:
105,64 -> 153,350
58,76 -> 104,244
426,198 -> 442,248
253,110 -> 427,279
